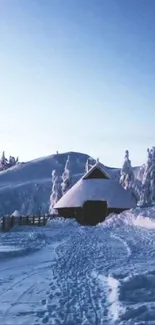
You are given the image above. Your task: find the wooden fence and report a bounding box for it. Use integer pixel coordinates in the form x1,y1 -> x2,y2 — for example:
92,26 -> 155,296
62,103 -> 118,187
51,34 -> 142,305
1,215 -> 51,232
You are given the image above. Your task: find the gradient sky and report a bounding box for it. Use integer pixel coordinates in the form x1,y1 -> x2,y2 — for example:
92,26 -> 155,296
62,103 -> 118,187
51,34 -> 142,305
0,0 -> 155,167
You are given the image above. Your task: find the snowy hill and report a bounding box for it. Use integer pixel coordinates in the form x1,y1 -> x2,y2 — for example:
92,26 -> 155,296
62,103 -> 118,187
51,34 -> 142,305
0,151 -> 141,217
0,152 -> 91,216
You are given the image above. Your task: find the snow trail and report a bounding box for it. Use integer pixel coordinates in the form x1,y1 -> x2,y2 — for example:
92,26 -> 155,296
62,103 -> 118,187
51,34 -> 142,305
0,210 -> 155,324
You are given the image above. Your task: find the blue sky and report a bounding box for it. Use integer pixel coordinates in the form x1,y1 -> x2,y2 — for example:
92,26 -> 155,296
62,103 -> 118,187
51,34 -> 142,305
0,0 -> 155,167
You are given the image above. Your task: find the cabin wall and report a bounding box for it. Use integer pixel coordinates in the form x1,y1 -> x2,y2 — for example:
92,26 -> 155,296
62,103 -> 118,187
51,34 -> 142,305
57,207 -> 81,219
57,206 -> 130,225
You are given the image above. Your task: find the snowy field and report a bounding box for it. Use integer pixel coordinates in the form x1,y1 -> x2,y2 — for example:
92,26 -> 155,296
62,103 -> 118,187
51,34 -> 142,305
1,208 -> 155,325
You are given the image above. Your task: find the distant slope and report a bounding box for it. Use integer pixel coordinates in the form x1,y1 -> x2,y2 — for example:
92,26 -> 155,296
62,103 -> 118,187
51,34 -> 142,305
0,152 -> 90,216
0,152 -> 89,186
0,151 -> 141,217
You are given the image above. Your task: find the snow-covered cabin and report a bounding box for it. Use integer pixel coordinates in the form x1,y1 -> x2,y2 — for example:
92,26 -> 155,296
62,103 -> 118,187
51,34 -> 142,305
54,162 -> 137,225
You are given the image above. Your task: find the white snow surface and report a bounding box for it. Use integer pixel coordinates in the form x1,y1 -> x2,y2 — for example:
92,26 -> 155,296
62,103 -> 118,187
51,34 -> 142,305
55,178 -> 137,209
12,210 -> 20,217
0,208 -> 155,324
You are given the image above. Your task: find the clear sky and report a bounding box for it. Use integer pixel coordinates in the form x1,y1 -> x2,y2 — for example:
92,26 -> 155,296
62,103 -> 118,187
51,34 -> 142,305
0,0 -> 155,167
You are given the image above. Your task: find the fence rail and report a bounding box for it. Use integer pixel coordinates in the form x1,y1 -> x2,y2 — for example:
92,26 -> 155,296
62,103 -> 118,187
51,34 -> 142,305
0,215 -> 52,232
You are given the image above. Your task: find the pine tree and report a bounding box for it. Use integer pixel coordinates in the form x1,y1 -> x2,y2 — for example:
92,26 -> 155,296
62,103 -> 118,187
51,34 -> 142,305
15,157 -> 19,164
85,159 -> 89,173
84,157 -> 94,174
141,147 -> 155,205
61,155 -> 71,195
49,170 -> 62,214
0,153 -> 19,171
0,151 -> 8,170
120,150 -> 134,190
8,156 -> 16,167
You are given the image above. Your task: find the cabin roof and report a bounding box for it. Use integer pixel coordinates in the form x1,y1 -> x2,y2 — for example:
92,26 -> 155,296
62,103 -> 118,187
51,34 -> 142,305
54,177 -> 137,210
83,162 -> 110,180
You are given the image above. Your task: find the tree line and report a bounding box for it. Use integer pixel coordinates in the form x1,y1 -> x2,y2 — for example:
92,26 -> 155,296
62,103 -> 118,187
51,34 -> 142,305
120,147 -> 155,206
0,151 -> 19,171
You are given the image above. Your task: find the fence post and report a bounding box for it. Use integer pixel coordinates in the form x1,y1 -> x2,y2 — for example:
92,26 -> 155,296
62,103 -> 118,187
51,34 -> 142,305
2,216 -> 5,232
10,215 -> 14,229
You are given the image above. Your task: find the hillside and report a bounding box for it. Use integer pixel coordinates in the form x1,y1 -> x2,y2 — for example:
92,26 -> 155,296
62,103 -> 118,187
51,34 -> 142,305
0,152 -> 88,216
0,151 -> 140,216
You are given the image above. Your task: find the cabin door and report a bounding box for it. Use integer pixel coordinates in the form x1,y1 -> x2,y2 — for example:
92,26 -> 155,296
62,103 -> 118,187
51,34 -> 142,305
82,200 -> 107,225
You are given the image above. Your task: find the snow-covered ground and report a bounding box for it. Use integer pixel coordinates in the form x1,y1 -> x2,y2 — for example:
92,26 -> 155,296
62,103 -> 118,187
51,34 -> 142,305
1,208 -> 155,325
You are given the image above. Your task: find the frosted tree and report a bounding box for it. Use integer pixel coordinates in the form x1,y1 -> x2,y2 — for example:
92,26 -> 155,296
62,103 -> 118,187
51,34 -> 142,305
150,167 -> 155,203
85,159 -> 89,173
120,150 -> 134,190
8,156 -> 12,166
0,151 -> 8,170
8,155 -> 16,167
141,147 -> 155,205
49,170 -> 62,214
84,157 -> 95,174
61,155 -> 70,195
1,151 -> 6,164
15,157 -> 19,164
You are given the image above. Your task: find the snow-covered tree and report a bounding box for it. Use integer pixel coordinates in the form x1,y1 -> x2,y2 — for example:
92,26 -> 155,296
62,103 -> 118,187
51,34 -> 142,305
0,151 -> 8,170
15,157 -> 19,164
8,155 -> 16,167
49,170 -> 62,214
1,151 -> 6,164
120,150 -> 134,190
84,157 -> 95,174
0,152 -> 19,171
140,147 -> 155,205
85,159 -> 89,173
61,155 -> 71,195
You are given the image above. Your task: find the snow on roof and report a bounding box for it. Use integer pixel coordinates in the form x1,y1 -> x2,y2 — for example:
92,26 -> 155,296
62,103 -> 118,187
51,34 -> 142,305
54,178 -> 137,210
12,210 -> 20,217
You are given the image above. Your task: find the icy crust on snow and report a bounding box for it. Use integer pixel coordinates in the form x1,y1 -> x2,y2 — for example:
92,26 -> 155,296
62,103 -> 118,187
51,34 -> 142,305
0,208 -> 155,324
55,178 -> 137,209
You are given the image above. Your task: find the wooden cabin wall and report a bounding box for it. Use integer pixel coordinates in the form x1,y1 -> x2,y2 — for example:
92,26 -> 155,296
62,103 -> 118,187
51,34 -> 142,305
57,206 -> 130,225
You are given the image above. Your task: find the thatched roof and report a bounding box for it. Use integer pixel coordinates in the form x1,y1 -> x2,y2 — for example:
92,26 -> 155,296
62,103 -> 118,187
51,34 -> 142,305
55,175 -> 136,210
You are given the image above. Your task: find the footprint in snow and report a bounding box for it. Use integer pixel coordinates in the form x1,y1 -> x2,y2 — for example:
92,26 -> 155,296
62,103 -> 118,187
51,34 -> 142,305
37,310 -> 46,318
42,314 -> 49,324
41,299 -> 47,306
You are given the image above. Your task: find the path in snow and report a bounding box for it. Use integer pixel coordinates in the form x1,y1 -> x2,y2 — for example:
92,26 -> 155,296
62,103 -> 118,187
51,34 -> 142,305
1,212 -> 155,325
